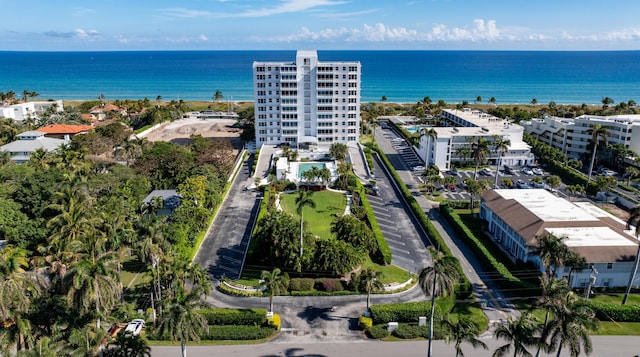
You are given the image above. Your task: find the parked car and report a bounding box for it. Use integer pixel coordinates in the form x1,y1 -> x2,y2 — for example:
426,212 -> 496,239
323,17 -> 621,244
522,167 -> 533,175
412,165 -> 425,172
532,167 -> 543,175
124,319 -> 145,336
503,165 -> 514,175
481,168 -> 492,176
450,167 -> 459,176
364,183 -> 380,196
516,179 -> 528,189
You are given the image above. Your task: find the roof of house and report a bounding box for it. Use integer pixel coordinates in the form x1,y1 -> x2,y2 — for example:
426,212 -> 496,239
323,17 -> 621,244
481,189 -> 638,263
90,103 -> 125,113
37,124 -> 93,135
142,190 -> 183,210
0,136 -> 68,153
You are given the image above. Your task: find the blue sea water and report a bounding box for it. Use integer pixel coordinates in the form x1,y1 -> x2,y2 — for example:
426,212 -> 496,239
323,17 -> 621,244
1,50 -> 639,105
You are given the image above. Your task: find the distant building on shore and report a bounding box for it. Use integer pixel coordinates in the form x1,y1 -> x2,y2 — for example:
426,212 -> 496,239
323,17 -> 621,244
522,114 -> 640,160
0,100 -> 64,121
417,108 -> 534,170
252,50 -> 361,149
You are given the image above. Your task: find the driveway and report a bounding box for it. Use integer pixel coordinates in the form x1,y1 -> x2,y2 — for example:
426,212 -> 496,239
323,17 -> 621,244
193,155 -> 259,280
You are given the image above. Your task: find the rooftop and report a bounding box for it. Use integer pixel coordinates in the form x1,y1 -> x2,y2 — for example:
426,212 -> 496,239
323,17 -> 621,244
37,124 -> 93,134
482,189 -> 638,262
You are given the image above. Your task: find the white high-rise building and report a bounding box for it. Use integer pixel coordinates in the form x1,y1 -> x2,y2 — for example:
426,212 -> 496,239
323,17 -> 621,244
252,50 -> 361,148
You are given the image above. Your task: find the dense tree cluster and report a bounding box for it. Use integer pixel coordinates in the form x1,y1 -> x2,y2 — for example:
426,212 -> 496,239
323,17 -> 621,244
0,123 -> 233,355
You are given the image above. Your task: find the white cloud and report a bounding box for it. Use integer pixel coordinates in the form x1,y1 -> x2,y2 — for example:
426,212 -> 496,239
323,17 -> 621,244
44,28 -> 100,40
159,0 -> 345,19
258,19 -> 505,44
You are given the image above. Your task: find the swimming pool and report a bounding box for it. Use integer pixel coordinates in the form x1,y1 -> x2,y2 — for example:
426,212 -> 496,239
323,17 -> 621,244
406,125 -> 421,133
297,162 -> 327,179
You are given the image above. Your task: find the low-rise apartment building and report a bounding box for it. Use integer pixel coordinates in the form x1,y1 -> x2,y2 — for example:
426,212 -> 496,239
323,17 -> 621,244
480,189 -> 638,289
0,100 -> 64,121
522,114 -> 640,160
417,108 -> 534,170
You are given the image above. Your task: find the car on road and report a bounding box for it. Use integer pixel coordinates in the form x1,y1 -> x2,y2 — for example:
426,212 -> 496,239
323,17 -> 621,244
522,167 -> 533,175
124,319 -> 145,336
532,167 -> 543,175
481,168 -> 492,176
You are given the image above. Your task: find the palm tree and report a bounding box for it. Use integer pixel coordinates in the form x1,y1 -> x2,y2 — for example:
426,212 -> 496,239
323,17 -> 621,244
586,124 -> 610,188
623,205 -> 640,304
541,293 -> 598,357
260,268 -> 288,314
420,128 -> 438,166
528,233 -> 572,280
493,313 -> 541,357
295,188 -> 316,270
493,136 -> 511,187
455,146 -> 471,167
65,251 -> 121,328
471,138 -> 490,179
440,315 -> 487,357
465,178 -> 490,214
534,276 -> 570,357
105,333 -> 151,357
358,268 -> 384,312
476,96 -> 482,104
625,166 -> 639,185
418,248 -> 461,357
213,90 -> 223,102
157,288 -> 209,357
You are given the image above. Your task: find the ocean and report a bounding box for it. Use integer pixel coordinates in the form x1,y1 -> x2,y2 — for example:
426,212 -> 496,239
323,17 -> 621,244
1,50 -> 639,105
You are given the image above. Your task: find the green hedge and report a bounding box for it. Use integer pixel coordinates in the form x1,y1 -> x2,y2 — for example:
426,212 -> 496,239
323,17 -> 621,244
355,185 -> 392,264
366,325 -> 390,339
198,308 -> 267,326
370,301 -> 431,323
205,325 -> 276,340
439,203 -> 534,295
584,301 -> 640,322
289,278 -> 315,291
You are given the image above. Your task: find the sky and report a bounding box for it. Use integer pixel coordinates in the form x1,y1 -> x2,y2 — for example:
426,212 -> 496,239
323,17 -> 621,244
2,0 -> 640,51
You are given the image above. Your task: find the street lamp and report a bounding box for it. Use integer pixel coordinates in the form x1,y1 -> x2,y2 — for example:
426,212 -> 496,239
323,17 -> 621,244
584,265 -> 598,300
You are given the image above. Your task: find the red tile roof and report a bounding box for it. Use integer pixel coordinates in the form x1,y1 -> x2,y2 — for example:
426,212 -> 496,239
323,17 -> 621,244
37,124 -> 93,134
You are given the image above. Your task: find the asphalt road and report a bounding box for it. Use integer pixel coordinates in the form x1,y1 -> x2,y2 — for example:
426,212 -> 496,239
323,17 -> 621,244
151,335 -> 640,357
193,154 -> 260,280
366,154 -> 432,275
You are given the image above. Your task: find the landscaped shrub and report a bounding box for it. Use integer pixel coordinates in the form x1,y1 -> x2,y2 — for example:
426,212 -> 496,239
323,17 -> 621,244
370,301 -> 431,324
366,325 -> 389,339
359,315 -> 373,329
205,325 -> 275,340
289,278 -> 315,292
584,301 -> 640,322
217,281 -> 264,297
267,313 -> 281,330
392,324 -> 429,339
315,278 -> 345,292
355,184 -> 392,264
198,308 -> 267,326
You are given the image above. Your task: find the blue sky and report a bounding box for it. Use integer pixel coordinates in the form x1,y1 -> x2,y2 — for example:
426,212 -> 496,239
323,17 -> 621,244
2,0 -> 640,51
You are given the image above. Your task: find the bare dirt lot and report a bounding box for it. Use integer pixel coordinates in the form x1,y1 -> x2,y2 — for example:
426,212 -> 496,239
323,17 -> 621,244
142,117 -> 244,151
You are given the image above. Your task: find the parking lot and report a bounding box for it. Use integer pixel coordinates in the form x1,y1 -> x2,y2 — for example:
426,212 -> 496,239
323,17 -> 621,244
439,166 -> 552,200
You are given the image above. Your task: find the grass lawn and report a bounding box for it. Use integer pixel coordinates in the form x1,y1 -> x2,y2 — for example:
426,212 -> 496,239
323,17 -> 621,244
588,293 -> 640,305
279,190 -> 346,239
594,321 -> 640,335
361,257 -> 410,285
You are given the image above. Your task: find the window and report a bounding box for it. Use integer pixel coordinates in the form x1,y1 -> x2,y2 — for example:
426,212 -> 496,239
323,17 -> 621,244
607,263 -> 613,269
